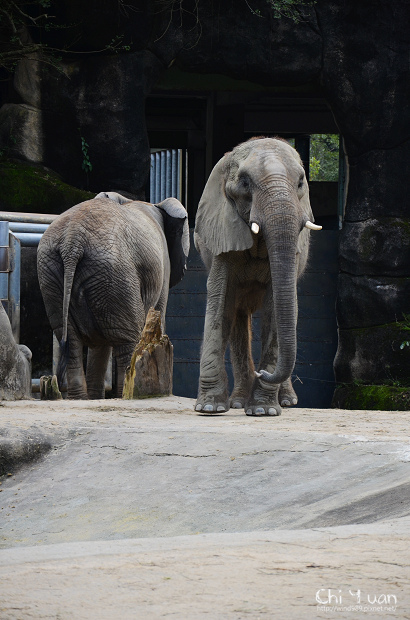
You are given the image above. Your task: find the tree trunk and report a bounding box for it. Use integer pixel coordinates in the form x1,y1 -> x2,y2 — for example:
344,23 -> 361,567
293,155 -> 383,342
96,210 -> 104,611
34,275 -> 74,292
122,308 -> 173,399
40,375 -> 62,400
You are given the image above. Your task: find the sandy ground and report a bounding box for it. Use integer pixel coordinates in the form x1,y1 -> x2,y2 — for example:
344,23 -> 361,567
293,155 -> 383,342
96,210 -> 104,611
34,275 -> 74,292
0,397 -> 409,619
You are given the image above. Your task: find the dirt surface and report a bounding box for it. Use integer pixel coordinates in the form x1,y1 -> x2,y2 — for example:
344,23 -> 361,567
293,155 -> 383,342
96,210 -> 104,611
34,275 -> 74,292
0,397 -> 409,618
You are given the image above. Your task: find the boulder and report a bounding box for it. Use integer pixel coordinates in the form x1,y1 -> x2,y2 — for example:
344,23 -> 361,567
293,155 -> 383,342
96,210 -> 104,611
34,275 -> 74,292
0,303 -> 32,400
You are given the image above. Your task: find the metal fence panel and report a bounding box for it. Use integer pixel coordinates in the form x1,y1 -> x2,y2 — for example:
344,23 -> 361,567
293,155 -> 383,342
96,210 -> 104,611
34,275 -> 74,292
150,149 -> 183,204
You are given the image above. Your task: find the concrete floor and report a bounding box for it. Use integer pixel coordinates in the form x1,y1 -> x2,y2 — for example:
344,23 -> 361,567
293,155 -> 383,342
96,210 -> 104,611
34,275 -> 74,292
0,397 -> 409,618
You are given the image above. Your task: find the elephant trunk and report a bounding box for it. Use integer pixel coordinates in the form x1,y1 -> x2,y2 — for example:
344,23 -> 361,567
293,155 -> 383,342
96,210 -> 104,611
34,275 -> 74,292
255,198 -> 299,385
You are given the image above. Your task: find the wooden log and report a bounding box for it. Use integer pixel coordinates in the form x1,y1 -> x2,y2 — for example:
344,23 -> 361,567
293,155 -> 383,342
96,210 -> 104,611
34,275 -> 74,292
122,308 -> 173,399
40,375 -> 62,400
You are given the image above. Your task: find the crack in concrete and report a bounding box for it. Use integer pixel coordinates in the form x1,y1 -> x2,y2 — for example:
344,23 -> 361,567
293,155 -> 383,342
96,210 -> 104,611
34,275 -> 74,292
144,452 -> 218,458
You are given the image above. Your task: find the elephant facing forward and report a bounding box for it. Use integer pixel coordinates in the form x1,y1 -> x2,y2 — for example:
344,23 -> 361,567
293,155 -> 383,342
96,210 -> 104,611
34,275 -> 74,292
194,137 -> 321,416
37,193 -> 189,399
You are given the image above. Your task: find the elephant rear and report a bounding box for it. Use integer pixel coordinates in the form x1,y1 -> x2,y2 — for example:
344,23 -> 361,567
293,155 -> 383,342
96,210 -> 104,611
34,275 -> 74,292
37,197 -> 173,398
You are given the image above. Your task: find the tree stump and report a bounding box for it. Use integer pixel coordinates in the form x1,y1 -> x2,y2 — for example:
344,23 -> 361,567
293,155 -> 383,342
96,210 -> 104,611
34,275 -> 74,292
122,308 -> 173,399
40,375 -> 62,400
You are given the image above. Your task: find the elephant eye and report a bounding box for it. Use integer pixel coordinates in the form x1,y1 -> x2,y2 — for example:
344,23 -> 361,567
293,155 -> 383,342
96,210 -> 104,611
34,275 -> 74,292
239,175 -> 250,191
298,175 -> 304,189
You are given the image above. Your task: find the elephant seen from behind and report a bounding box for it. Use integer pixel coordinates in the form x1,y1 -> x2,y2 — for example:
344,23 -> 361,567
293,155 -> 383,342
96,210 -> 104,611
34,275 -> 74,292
37,192 -> 189,399
194,137 -> 321,416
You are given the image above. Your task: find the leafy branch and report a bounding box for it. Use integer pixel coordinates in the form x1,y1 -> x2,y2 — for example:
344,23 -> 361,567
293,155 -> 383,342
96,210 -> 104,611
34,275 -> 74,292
0,0 -> 134,75
400,314 -> 410,350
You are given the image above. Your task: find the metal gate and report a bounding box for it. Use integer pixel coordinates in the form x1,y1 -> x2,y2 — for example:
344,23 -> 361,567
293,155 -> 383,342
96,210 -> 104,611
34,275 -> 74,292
150,149 -> 184,203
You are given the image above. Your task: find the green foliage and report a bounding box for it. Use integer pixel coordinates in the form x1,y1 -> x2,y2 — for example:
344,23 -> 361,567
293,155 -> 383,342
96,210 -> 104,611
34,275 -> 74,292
80,136 -> 92,174
333,384 -> 410,411
0,0 -> 61,73
107,35 -> 131,54
0,0 -> 133,75
0,157 -> 93,213
399,313 -> 410,350
266,0 -> 316,22
309,134 -> 339,182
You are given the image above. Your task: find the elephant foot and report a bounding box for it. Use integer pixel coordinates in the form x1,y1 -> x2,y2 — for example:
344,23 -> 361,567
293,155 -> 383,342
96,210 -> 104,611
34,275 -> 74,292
245,403 -> 281,416
278,379 -> 298,407
245,379 -> 281,416
195,395 -> 230,414
229,391 -> 249,410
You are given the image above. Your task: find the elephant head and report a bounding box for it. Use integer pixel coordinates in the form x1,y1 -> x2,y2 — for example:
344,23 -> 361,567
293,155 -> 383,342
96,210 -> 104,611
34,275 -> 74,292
95,191 -> 190,288
195,137 -> 321,385
95,191 -> 133,204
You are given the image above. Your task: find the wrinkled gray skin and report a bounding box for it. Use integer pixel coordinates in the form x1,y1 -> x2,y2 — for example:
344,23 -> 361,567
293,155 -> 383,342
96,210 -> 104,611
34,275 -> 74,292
194,137 -> 318,416
37,193 -> 189,399
0,302 -> 32,400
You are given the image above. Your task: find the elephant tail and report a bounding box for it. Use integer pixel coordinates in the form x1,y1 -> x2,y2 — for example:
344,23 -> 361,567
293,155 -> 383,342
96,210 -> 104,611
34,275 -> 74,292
56,252 -> 82,387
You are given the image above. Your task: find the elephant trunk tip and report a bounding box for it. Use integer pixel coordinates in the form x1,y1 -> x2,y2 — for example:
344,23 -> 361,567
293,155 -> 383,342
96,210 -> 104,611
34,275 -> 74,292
255,368 -> 291,385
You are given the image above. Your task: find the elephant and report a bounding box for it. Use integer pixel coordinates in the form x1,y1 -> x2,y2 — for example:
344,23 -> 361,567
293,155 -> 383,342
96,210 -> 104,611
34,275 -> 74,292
194,137 -> 321,416
0,302 -> 32,400
37,192 -> 189,399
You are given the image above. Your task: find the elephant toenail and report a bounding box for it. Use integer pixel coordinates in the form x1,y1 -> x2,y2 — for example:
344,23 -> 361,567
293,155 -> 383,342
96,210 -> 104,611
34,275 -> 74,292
217,405 -> 226,412
292,398 -> 297,405
246,409 -> 254,416
195,404 -> 203,411
255,407 -> 265,415
268,407 -> 279,415
282,399 -> 291,407
203,404 -> 214,412
232,401 -> 242,409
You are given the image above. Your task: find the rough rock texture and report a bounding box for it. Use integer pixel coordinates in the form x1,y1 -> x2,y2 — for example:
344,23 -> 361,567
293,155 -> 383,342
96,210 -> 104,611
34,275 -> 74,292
0,0 -> 409,405
123,308 -> 173,399
0,303 -> 32,401
0,159 -> 93,214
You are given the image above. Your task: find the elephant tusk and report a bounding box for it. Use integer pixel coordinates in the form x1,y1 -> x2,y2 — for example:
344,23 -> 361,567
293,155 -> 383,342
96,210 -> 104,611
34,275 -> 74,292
251,222 -> 260,234
305,220 -> 322,231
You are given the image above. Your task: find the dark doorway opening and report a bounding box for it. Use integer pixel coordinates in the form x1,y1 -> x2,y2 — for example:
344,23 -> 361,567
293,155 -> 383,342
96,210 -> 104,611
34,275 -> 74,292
146,80 -> 341,407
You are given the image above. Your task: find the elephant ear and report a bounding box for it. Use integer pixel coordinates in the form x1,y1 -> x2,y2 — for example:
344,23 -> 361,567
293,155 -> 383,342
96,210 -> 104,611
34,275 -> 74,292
195,155 -> 253,256
156,198 -> 190,288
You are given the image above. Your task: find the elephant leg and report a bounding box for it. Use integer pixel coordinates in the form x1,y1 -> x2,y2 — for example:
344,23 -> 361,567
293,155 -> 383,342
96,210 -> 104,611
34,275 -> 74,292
86,345 -> 112,399
113,342 -> 136,398
229,309 -> 255,409
278,377 -> 298,408
196,257 -> 235,413
246,289 -> 282,416
66,330 -> 88,399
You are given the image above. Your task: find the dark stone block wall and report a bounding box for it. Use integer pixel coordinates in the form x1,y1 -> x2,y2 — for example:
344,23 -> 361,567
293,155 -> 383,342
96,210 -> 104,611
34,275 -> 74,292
1,0 -> 409,405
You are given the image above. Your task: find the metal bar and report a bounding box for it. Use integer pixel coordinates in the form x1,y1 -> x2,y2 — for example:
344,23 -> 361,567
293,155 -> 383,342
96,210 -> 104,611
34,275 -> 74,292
177,149 -> 182,201
171,149 -> 177,197
155,152 -> 160,204
0,221 -> 9,301
52,333 -> 60,375
0,221 -> 9,245
160,150 -> 166,201
166,149 -> 172,198
11,232 -> 43,246
104,352 -> 113,392
0,212 -> 57,224
8,233 -> 21,342
31,378 -> 67,394
338,137 -> 346,230
150,153 -> 155,203
9,223 -> 49,233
